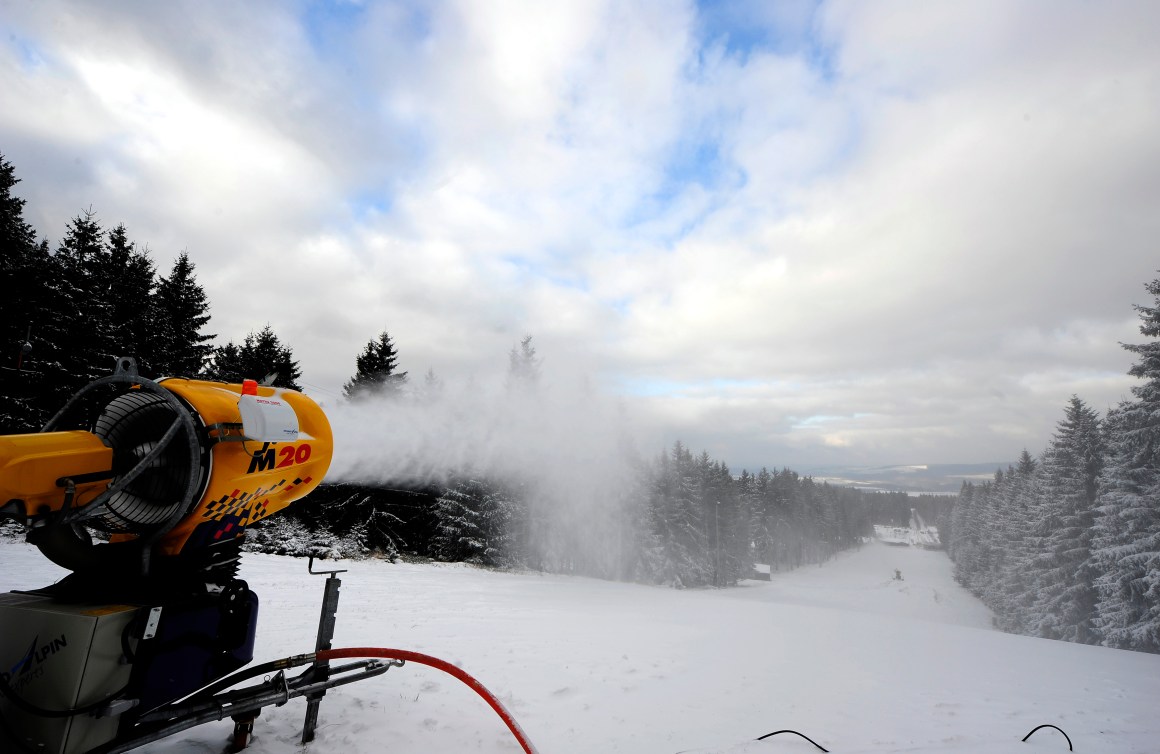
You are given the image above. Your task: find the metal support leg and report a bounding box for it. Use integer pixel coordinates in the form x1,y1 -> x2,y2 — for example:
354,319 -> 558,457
302,557 -> 347,744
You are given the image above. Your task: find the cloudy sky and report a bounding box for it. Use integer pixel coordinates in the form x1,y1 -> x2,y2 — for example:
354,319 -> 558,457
2,0 -> 1158,471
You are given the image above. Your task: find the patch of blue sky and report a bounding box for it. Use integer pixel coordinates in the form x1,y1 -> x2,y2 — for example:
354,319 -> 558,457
608,297 -> 632,316
616,377 -> 692,398
301,0 -> 366,57
792,412 -> 875,430
346,188 -> 393,219
5,31 -> 49,72
793,414 -> 842,427
621,135 -> 746,241
694,0 -> 838,83
803,26 -> 839,83
660,139 -> 742,202
302,0 -> 432,57
500,254 -> 589,293
664,137 -> 728,191
695,0 -> 817,58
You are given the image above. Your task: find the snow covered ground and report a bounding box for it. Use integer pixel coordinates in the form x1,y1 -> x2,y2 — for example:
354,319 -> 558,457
4,539 -> 1159,753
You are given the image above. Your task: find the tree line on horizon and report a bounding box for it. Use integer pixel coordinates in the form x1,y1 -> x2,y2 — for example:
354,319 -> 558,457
944,273 -> 1160,654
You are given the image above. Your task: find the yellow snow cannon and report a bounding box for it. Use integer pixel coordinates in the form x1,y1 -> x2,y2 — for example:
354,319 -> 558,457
0,358 -> 334,753
0,357 -> 332,584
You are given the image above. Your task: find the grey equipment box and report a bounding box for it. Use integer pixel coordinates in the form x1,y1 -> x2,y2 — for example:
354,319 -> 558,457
0,592 -> 140,754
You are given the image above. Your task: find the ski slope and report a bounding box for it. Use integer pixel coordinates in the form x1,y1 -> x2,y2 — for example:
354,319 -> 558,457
4,539 -> 1158,753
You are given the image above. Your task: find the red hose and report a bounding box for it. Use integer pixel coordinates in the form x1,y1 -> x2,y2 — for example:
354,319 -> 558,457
316,647 -> 540,754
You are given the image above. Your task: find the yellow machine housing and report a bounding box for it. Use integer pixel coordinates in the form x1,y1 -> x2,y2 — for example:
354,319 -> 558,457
0,432 -> 113,516
0,373 -> 332,574
154,378 -> 332,557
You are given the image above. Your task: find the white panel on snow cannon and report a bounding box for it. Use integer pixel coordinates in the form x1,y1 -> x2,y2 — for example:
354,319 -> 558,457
237,379 -> 300,443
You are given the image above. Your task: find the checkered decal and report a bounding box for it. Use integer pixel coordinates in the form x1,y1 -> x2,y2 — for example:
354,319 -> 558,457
201,476 -> 314,525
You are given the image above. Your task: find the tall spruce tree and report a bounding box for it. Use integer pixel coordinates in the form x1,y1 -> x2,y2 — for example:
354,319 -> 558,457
950,480 -> 986,588
770,469 -> 803,569
431,478 -> 523,567
994,450 -> 1040,634
507,334 -> 541,391
208,325 -> 302,389
153,252 -> 214,377
648,441 -> 710,587
0,154 -> 54,431
1092,275 -> 1160,652
696,453 -> 747,586
0,154 -> 38,358
343,331 -> 407,400
1028,397 -> 1104,643
419,367 -> 444,402
102,224 -> 158,374
50,210 -> 115,396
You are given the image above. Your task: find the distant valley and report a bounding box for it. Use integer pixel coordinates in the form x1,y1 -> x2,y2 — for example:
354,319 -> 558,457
795,462 -> 1009,495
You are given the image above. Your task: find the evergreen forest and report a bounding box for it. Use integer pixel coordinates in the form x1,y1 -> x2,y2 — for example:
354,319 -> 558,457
945,284 -> 1160,654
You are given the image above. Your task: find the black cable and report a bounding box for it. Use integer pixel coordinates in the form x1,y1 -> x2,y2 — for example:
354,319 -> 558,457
755,729 -> 830,751
1022,723 -> 1073,750
0,670 -> 128,718
39,368 -> 205,551
162,653 -> 313,709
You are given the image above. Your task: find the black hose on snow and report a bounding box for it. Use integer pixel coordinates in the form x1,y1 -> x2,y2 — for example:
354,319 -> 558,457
755,728 -> 830,751
1022,723 -> 1073,750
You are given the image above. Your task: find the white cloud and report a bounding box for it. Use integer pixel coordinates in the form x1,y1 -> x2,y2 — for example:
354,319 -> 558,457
1,0 -> 1157,468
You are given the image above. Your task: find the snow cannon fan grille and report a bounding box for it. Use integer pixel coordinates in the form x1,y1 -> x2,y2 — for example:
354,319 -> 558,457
92,391 -> 200,532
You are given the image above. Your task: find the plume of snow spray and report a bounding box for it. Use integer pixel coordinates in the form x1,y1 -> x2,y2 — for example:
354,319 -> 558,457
323,372 -> 646,573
